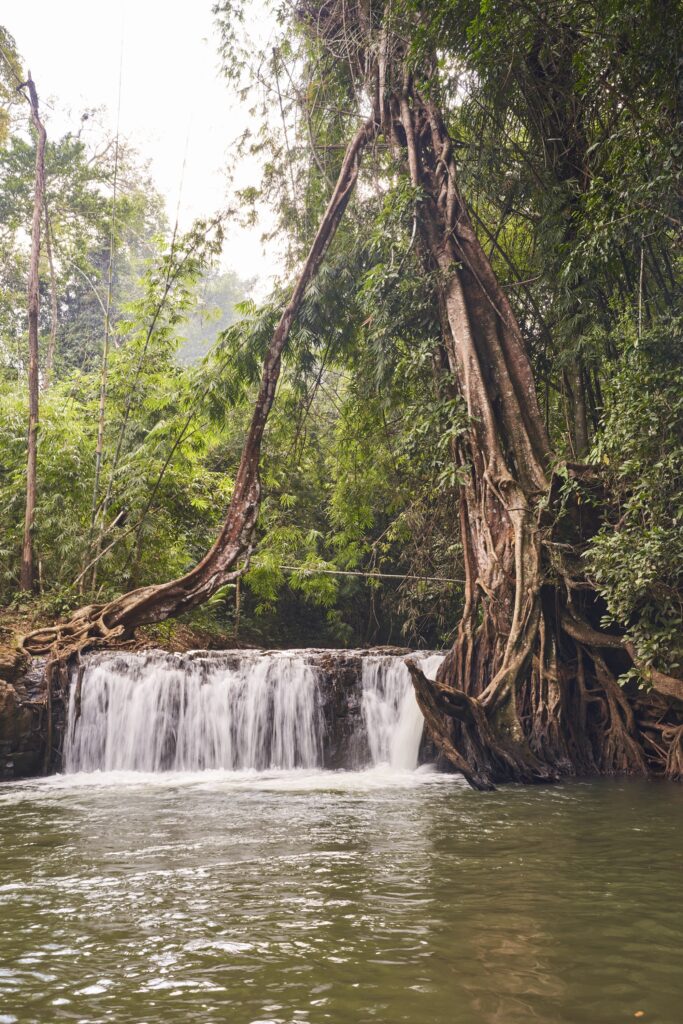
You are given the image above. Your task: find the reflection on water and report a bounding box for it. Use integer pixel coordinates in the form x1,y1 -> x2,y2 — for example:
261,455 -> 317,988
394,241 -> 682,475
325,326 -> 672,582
0,770 -> 681,1024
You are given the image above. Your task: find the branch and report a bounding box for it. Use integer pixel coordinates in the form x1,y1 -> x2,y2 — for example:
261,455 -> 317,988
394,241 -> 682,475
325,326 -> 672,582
561,612 -> 683,703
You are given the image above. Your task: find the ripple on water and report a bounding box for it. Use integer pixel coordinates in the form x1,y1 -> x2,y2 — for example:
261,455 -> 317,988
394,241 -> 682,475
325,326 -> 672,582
0,773 -> 681,1024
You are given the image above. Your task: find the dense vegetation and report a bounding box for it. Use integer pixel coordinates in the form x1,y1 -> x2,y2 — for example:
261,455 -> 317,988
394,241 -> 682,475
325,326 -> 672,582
1,2 -> 681,783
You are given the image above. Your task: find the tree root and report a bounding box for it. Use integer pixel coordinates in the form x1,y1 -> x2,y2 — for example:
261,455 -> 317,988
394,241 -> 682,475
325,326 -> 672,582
662,725 -> 683,780
405,608 -> 674,790
406,657 -> 558,789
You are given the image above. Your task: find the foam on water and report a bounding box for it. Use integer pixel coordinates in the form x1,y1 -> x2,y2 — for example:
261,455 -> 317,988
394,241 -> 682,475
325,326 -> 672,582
0,764 -> 464,806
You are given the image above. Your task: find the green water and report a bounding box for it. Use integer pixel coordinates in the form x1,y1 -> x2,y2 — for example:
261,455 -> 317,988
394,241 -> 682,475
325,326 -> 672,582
0,769 -> 681,1024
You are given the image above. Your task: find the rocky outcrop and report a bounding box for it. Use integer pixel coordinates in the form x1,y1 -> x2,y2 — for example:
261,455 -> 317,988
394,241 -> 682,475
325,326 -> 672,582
0,646 -> 46,779
315,650 -> 368,768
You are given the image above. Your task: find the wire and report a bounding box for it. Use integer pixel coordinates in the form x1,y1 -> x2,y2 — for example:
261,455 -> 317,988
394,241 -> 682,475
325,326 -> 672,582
274,565 -> 464,584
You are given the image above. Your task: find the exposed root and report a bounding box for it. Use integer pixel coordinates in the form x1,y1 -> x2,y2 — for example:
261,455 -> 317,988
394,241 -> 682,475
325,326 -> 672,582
406,598 -> 668,791
407,656 -> 558,790
662,725 -> 683,780
22,604 -> 126,659
406,657 -> 495,789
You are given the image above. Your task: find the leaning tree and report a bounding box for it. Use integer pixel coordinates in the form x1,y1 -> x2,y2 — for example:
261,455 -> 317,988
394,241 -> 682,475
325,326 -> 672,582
21,47 -> 383,667
21,0 -> 683,786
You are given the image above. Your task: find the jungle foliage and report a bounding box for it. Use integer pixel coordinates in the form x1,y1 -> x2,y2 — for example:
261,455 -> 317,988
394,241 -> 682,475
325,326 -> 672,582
0,1 -> 680,677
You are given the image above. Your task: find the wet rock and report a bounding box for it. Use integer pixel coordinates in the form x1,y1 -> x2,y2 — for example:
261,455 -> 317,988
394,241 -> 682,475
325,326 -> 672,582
316,651 -> 369,768
0,647 -> 46,779
0,681 -> 44,779
0,645 -> 29,686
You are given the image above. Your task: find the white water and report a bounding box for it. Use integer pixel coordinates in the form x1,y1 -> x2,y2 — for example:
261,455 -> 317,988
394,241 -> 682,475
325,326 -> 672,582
361,654 -> 443,769
1,766 -> 464,807
65,649 -> 444,775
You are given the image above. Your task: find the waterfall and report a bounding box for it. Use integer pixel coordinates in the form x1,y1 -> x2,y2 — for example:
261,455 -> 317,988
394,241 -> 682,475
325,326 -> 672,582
64,649 -> 443,774
361,654 -> 443,769
65,651 -> 321,773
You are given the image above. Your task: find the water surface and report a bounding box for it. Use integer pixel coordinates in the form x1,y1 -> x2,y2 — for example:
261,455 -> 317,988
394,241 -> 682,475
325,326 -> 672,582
0,770 -> 681,1024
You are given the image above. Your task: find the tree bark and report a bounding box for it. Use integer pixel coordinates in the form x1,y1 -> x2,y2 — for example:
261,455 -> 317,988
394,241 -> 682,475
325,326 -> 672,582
20,74 -> 46,592
390,81 -> 680,789
42,198 -> 58,387
567,359 -> 589,459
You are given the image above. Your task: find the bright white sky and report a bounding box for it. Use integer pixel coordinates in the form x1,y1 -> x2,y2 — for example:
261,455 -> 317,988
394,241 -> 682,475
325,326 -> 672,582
4,0 -> 278,291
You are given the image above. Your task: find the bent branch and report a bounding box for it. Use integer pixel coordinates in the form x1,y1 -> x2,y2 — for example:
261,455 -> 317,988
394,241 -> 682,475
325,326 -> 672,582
22,103 -> 381,662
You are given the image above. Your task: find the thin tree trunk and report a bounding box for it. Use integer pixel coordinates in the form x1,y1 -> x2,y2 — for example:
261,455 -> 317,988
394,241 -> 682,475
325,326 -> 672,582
20,74 -> 47,592
42,199 -> 58,387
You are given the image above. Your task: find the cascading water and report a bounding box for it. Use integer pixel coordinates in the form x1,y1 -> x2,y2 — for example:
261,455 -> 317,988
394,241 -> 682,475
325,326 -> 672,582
64,649 -> 443,774
65,651 -> 322,773
361,654 -> 443,769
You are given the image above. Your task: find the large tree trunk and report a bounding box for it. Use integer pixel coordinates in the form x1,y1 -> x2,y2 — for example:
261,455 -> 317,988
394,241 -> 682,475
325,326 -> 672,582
20,74 -> 46,592
22,101 -> 380,663
391,85 -> 682,789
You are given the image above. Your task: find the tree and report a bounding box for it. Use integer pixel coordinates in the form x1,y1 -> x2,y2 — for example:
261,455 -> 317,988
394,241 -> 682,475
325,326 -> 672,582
22,84 -> 381,661
18,1 -> 683,787
1,37 -> 47,592
0,27 -> 21,145
18,74 -> 46,592
229,0 -> 682,788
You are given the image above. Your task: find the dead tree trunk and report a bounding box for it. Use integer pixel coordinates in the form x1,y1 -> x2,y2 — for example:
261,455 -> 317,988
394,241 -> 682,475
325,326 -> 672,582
22,100 -> 380,662
20,74 -> 46,592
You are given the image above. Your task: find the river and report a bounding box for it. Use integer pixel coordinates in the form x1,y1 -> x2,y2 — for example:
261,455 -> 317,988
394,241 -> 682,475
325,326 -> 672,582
1,772 -> 681,1024
0,651 -> 681,1023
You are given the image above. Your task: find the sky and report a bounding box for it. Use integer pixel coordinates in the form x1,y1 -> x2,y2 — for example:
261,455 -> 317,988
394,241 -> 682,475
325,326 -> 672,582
3,0 -> 278,291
